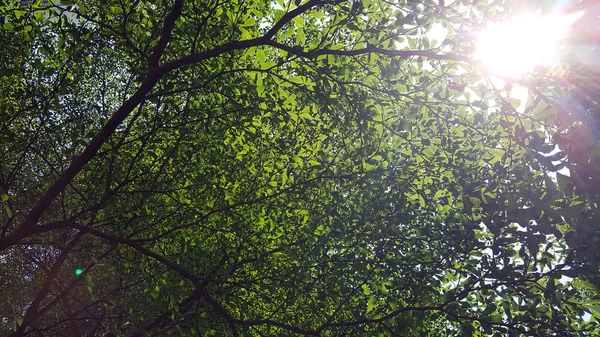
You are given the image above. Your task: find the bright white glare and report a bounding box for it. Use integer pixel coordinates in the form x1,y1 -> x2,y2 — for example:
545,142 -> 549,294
475,12 -> 583,78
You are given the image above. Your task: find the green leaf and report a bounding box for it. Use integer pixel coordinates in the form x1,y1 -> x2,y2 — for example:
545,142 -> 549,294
0,1 -> 596,335
481,303 -> 497,317
4,205 -> 12,218
366,297 -> 377,314
556,173 -> 569,192
469,197 -> 481,207
14,10 -> 26,19
256,73 -> 264,97
505,98 -> 521,108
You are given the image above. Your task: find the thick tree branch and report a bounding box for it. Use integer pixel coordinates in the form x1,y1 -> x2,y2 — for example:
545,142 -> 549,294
0,0 -> 475,253
0,220 -> 80,249
2,68 -> 166,250
148,0 -> 185,68
161,37 -> 271,73
267,40 -> 472,63
162,0 -> 345,72
0,0 -> 187,251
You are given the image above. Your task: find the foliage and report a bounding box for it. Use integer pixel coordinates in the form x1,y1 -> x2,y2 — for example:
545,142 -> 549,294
0,0 -> 599,336
524,0 -> 600,283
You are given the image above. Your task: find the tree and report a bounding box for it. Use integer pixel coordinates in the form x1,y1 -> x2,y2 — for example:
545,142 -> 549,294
0,0 -> 599,336
524,0 -> 600,283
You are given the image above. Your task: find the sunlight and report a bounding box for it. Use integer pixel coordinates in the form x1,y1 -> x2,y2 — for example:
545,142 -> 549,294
475,12 -> 583,78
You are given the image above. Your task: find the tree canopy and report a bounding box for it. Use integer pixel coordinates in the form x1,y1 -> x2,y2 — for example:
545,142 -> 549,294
0,0 -> 599,336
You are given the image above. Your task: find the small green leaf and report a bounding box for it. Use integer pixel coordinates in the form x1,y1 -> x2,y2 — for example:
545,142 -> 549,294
5,205 -> 13,218
14,10 -> 26,19
366,297 -> 377,313
481,303 -> 497,317
256,74 -> 264,97
556,173 -> 569,191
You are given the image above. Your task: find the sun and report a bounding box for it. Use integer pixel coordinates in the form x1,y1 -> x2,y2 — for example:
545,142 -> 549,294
475,12 -> 582,78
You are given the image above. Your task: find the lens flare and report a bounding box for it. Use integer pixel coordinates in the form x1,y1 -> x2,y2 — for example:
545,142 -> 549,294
475,12 -> 583,77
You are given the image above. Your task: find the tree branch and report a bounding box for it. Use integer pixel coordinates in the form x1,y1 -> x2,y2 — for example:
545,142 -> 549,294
10,232 -> 85,337
2,68 -> 165,250
148,0 -> 185,68
161,37 -> 271,73
162,0 -> 345,72
71,223 -> 200,284
267,40 -> 472,63
263,0 -> 343,40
